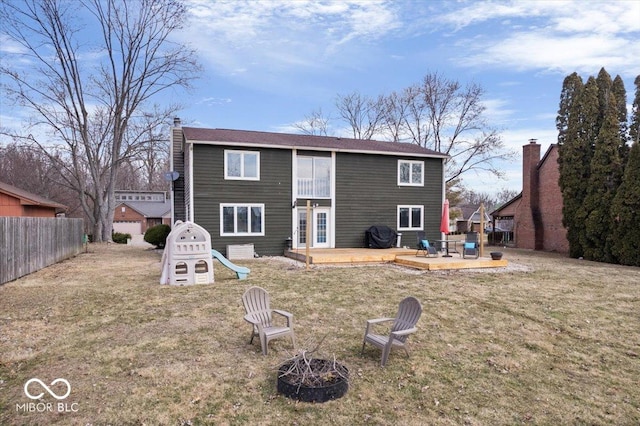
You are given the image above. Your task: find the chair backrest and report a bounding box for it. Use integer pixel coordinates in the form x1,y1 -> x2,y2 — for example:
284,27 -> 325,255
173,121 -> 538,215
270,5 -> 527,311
242,286 -> 273,327
466,232 -> 479,243
391,296 -> 422,342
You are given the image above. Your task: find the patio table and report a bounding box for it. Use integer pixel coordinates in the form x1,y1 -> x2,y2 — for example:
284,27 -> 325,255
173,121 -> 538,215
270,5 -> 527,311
435,239 -> 459,258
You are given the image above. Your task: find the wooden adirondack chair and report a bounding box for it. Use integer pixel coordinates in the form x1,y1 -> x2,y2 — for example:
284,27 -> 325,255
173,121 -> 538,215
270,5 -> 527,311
242,286 -> 296,355
361,296 -> 422,366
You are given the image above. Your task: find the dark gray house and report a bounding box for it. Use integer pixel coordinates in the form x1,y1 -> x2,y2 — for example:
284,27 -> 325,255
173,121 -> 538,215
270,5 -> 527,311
170,119 -> 448,256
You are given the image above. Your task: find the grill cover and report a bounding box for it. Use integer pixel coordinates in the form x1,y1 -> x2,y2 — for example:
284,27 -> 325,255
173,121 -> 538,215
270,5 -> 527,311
365,225 -> 397,249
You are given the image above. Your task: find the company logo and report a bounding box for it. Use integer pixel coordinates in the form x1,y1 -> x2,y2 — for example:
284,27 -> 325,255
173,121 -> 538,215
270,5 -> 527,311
24,378 -> 71,400
17,378 -> 78,413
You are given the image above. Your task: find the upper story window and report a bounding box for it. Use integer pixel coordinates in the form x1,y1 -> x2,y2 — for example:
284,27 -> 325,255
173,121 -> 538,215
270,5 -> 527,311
297,156 -> 331,198
225,150 -> 260,180
398,160 -> 424,186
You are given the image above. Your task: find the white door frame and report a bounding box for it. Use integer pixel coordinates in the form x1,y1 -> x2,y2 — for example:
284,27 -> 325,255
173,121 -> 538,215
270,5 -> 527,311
312,207 -> 331,248
293,206 -> 331,249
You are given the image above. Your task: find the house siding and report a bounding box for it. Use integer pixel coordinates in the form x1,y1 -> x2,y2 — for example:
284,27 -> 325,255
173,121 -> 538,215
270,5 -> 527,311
191,144 -> 293,256
171,126 -> 186,222
0,192 -> 24,217
335,152 -> 443,248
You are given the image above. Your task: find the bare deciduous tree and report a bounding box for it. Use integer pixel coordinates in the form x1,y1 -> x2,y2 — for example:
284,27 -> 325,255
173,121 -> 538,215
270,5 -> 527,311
335,92 -> 386,140
0,0 -> 199,241
292,108 -> 331,136
326,72 -> 515,187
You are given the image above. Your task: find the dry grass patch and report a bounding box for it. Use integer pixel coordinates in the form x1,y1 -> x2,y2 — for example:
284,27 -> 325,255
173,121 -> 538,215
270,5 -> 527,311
1,244 -> 639,425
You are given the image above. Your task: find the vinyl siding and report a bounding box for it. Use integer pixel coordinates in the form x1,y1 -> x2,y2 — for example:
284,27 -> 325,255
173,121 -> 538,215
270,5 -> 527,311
335,152 -> 443,248
171,127 -> 186,222
191,144 -> 292,256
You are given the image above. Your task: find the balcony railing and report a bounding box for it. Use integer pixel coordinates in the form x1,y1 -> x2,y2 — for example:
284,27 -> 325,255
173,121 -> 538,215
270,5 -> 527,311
297,178 -> 330,198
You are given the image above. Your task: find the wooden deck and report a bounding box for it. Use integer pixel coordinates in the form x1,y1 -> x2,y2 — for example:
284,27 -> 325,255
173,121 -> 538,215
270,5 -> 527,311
284,247 -> 508,271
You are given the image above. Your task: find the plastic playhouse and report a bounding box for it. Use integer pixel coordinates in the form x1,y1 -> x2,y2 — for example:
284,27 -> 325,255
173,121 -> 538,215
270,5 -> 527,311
160,221 -> 250,285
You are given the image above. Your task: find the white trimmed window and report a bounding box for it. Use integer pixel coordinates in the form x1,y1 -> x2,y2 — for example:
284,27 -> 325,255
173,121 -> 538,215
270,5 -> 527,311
221,204 -> 264,236
225,150 -> 260,180
397,205 -> 423,230
297,156 -> 331,198
398,160 -> 424,186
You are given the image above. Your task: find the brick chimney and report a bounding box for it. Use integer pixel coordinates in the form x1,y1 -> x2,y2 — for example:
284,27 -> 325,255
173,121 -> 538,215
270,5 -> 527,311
522,139 -> 544,250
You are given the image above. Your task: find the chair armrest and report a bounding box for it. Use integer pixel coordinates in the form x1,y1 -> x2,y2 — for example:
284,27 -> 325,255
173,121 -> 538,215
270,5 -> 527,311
272,309 -> 294,326
364,317 -> 395,335
366,317 -> 395,325
391,327 -> 418,338
244,313 -> 259,324
273,309 -> 293,319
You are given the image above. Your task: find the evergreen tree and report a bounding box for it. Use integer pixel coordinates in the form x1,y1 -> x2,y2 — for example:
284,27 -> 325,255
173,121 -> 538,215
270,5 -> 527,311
610,140 -> 640,266
557,73 -> 586,257
612,75 -> 629,164
611,75 -> 640,266
573,77 -> 601,257
583,91 -> 624,262
596,68 -> 613,131
630,75 -> 640,146
557,72 -> 583,146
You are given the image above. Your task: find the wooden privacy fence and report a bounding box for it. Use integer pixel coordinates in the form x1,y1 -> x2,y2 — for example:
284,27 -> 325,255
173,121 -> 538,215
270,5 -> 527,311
0,217 -> 84,285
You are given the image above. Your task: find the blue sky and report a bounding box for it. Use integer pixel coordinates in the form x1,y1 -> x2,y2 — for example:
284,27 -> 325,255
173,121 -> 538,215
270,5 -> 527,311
2,0 -> 639,194
170,0 -> 640,194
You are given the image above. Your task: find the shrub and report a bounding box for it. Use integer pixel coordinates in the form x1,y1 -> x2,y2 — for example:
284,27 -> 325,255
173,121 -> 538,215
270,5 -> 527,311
144,224 -> 171,248
112,232 -> 131,244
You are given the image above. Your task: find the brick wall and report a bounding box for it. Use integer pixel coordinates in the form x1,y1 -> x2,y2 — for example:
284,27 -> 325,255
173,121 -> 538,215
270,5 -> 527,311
537,146 -> 569,252
513,141 -> 569,253
114,203 -> 145,223
514,141 -> 540,250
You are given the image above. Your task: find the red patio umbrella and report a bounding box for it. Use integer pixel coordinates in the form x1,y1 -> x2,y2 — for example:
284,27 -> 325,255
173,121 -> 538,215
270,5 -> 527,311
440,199 -> 452,257
440,199 -> 450,235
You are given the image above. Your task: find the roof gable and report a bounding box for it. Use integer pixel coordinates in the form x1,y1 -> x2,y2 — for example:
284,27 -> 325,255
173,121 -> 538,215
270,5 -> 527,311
537,144 -> 558,170
181,127 -> 447,159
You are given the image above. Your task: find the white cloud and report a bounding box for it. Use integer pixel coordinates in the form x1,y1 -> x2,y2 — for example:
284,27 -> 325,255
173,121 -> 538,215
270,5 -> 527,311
0,34 -> 27,54
179,0 -> 401,79
437,1 -> 640,77
461,32 -> 639,76
482,98 -> 517,124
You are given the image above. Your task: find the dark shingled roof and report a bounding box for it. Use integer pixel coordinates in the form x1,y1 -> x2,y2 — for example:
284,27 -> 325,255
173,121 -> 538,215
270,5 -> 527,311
182,127 -> 447,158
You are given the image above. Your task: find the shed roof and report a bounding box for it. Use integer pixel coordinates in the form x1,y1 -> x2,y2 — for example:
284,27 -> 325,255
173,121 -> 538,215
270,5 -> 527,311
182,127 -> 448,159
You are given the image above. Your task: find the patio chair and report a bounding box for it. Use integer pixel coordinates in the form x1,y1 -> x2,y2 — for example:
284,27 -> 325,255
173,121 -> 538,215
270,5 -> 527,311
415,231 -> 437,257
462,232 -> 479,259
361,296 -> 422,366
462,241 -> 479,258
241,286 -> 296,355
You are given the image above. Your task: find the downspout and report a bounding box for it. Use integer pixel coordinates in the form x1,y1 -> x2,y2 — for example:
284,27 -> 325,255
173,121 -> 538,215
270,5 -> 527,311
291,149 -> 297,249
441,158 -> 446,240
169,122 -> 176,225
330,151 -> 336,248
